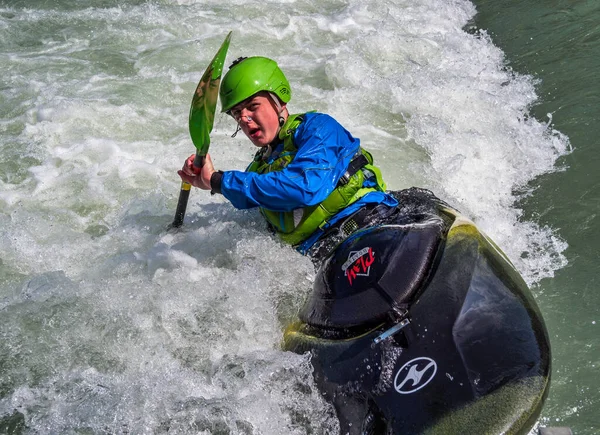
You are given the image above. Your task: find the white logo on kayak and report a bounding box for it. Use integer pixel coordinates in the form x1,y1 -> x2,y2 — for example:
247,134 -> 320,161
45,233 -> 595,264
341,247 -> 375,285
394,357 -> 437,394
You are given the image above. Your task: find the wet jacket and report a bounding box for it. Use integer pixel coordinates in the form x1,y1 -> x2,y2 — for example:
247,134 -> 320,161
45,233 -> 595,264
220,112 -> 397,246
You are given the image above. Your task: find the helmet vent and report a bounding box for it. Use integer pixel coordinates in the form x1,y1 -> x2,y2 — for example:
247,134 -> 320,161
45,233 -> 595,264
229,56 -> 247,69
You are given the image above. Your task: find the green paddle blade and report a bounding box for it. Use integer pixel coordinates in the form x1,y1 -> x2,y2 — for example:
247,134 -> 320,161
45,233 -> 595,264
189,31 -> 232,157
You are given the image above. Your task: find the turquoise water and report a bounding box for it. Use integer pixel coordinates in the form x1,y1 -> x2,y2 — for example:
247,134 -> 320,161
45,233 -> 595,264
0,0 -> 597,433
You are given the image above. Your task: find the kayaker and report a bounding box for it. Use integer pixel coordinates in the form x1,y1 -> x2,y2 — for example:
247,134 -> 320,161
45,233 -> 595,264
178,57 -> 557,435
178,56 -> 398,257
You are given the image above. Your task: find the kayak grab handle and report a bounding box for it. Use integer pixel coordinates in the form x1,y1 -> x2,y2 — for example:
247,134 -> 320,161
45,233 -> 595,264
373,318 -> 411,345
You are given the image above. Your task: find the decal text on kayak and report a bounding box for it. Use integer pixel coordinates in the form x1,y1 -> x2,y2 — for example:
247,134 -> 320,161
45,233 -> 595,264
342,247 -> 375,285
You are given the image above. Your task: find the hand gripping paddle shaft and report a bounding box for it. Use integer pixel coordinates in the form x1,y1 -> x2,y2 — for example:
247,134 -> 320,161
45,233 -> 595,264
171,31 -> 232,228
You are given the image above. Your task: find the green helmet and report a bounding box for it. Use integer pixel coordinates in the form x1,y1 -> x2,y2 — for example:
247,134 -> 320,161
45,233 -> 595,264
219,56 -> 291,113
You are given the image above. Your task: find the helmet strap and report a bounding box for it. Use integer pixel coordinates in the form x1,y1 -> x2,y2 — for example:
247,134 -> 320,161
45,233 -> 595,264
268,92 -> 287,132
231,124 -> 242,138
268,92 -> 283,112
267,93 -> 284,124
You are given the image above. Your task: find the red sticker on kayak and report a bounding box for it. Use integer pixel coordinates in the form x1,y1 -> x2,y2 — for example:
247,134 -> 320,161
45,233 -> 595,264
342,247 -> 375,285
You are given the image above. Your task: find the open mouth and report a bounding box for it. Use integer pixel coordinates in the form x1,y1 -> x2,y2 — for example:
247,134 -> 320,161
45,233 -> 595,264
248,127 -> 261,137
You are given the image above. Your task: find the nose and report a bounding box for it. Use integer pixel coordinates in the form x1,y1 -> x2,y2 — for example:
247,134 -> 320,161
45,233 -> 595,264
236,108 -> 253,123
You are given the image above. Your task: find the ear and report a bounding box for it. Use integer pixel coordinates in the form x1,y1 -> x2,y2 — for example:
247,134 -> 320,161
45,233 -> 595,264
279,106 -> 288,126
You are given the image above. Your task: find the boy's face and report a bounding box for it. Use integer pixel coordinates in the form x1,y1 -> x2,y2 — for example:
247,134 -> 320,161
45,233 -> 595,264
230,92 -> 284,147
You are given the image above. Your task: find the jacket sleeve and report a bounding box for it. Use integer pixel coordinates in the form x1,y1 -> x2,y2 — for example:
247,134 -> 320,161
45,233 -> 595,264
220,113 -> 361,212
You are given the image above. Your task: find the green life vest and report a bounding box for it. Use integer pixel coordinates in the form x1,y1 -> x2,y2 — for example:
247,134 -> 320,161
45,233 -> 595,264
247,113 -> 387,245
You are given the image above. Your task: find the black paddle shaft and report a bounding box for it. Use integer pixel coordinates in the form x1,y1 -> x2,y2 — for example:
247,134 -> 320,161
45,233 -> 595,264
170,154 -> 205,228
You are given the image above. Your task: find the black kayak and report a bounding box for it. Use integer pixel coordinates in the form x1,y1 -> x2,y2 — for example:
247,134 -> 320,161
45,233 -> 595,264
283,188 -> 551,434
